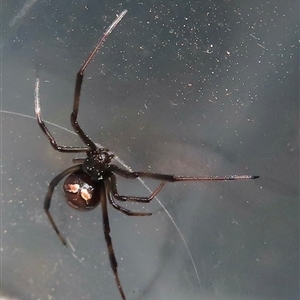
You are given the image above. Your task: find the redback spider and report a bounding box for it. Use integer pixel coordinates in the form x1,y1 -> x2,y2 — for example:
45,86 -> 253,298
34,9 -> 259,300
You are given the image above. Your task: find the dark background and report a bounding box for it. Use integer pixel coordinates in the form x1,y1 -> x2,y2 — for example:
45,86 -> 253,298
1,1 -> 298,299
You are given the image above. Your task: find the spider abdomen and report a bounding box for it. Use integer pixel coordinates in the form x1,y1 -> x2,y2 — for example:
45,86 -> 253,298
63,171 -> 102,210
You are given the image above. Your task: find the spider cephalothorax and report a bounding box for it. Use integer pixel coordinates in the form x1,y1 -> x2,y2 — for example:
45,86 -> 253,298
82,148 -> 114,180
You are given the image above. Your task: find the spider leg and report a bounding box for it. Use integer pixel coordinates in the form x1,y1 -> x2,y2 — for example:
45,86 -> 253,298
110,173 -> 165,203
105,180 -> 152,216
71,10 -> 128,150
44,165 -> 82,246
101,181 -> 127,300
72,158 -> 85,164
110,164 -> 259,182
34,77 -> 89,153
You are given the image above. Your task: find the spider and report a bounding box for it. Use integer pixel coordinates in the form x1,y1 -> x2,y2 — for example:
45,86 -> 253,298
34,9 -> 259,300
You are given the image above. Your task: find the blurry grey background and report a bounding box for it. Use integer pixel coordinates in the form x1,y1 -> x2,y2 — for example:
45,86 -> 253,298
1,1 -> 298,300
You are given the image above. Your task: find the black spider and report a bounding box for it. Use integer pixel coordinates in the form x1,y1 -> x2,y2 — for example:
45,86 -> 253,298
34,10 -> 259,300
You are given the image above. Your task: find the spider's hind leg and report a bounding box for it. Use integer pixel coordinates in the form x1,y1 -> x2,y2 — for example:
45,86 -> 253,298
110,173 -> 165,204
44,165 -> 82,246
72,158 -> 85,164
101,179 -> 127,300
105,178 -> 153,216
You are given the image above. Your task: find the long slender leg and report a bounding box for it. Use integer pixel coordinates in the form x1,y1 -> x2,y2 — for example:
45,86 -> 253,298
110,164 -> 259,182
44,165 -> 82,245
71,10 -> 128,150
34,78 -> 89,153
110,173 -> 165,203
105,180 -> 152,216
100,182 -> 127,300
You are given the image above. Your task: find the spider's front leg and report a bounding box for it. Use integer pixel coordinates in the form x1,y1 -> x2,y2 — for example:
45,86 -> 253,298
107,164 -> 259,215
70,10 -> 128,150
34,77 -> 89,153
110,164 -> 259,182
44,165 -> 82,246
